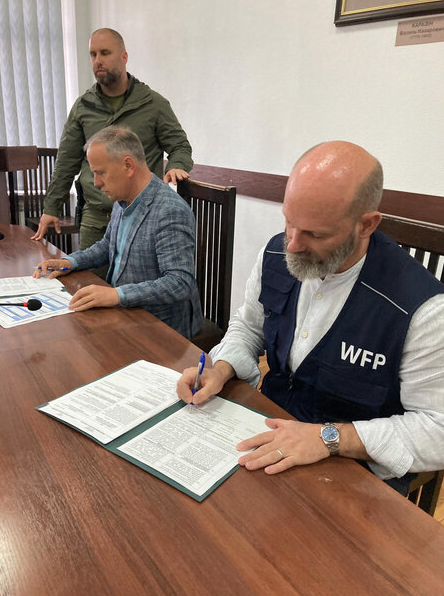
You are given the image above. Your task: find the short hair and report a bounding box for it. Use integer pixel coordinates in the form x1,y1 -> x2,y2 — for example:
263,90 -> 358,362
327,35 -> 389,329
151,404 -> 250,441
348,160 -> 384,219
84,126 -> 146,164
91,28 -> 125,50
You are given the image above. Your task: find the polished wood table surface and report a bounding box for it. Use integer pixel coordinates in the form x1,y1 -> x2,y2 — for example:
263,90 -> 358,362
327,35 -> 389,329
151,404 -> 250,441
1,224 -> 444,596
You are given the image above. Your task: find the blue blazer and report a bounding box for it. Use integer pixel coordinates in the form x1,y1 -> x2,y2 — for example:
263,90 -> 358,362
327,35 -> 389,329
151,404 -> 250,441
68,174 -> 203,338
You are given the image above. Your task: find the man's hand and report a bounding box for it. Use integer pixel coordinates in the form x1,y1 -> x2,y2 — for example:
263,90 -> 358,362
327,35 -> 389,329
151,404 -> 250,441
33,259 -> 72,279
31,214 -> 61,240
69,285 -> 120,311
163,169 -> 190,185
176,360 -> 235,405
237,419 -> 370,474
237,418 -> 330,474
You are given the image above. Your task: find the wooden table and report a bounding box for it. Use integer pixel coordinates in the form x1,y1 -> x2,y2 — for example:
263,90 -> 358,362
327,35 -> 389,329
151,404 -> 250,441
1,224 -> 444,596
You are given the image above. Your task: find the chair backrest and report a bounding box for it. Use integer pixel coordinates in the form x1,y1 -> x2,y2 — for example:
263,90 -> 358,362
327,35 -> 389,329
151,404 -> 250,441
177,179 -> 236,333
379,212 -> 444,516
6,147 -> 60,222
5,147 -> 78,253
23,148 -> 60,218
379,213 -> 444,282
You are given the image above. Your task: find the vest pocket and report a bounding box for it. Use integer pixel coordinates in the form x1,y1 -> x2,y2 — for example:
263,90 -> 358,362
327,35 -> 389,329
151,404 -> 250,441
260,270 -> 295,368
259,268 -> 296,314
314,365 -> 389,422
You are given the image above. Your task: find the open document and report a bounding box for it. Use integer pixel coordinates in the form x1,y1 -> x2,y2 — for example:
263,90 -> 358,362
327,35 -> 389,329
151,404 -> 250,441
37,360 -> 268,501
38,360 -> 181,444
0,275 -> 65,297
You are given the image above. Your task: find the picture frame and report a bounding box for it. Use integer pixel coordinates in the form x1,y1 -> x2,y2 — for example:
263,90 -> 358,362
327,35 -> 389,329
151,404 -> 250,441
335,0 -> 444,26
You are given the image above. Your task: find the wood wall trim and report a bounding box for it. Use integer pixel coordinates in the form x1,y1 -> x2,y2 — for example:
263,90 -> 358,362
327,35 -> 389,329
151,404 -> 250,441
189,164 -> 287,203
379,189 -> 444,226
189,164 -> 444,225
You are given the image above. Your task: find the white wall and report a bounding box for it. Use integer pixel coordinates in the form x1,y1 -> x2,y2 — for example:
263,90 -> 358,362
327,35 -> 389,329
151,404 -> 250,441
72,0 -> 444,311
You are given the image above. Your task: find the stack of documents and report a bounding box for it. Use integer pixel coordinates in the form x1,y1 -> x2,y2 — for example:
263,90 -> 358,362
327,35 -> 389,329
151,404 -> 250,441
0,276 -> 73,328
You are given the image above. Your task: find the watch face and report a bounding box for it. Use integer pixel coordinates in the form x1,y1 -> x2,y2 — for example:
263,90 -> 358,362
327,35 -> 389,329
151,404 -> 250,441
322,426 -> 339,442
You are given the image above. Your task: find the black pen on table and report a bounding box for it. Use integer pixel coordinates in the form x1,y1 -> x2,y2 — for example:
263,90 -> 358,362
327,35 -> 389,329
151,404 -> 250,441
190,351 -> 206,406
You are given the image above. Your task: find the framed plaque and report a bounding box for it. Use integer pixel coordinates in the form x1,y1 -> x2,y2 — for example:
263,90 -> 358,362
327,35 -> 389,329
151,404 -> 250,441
335,0 -> 444,26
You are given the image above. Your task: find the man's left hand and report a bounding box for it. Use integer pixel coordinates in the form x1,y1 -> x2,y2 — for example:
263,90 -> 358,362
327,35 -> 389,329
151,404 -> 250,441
237,418 -> 330,474
69,285 -> 120,311
163,169 -> 190,185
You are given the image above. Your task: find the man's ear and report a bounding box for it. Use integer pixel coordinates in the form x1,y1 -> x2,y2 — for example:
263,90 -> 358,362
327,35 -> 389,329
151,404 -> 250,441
123,156 -> 135,176
358,211 -> 382,239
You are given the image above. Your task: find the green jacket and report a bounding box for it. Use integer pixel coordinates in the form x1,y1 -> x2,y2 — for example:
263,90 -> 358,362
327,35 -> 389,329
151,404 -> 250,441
44,74 -> 193,216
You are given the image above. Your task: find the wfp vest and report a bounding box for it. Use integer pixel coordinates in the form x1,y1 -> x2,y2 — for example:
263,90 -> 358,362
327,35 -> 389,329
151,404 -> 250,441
259,230 -> 444,424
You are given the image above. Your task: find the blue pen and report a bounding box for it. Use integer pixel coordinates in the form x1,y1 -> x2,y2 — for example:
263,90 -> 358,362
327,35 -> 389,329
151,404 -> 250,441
190,351 -> 205,405
37,266 -> 70,272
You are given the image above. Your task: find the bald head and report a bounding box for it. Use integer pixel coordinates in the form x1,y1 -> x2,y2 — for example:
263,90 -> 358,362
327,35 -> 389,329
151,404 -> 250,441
91,28 -> 126,51
287,141 -> 383,220
283,141 -> 383,278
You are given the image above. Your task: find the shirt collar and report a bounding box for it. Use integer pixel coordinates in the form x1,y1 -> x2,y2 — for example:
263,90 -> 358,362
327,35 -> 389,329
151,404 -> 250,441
118,191 -> 142,214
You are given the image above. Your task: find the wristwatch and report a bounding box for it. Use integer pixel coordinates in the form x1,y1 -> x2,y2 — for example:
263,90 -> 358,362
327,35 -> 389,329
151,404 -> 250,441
320,422 -> 340,455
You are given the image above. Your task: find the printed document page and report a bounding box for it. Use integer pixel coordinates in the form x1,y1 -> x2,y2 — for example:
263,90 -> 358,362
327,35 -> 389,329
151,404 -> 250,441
0,276 -> 64,297
118,397 -> 267,497
39,360 -> 180,444
0,290 -> 73,328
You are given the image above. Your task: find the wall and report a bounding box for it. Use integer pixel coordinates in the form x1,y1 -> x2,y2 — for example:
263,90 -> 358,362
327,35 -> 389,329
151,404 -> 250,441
71,0 -> 444,312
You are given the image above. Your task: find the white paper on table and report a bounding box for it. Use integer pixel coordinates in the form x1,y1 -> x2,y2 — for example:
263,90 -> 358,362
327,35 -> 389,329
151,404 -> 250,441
117,396 -> 268,497
0,290 -> 73,328
0,276 -> 64,297
39,360 -> 181,444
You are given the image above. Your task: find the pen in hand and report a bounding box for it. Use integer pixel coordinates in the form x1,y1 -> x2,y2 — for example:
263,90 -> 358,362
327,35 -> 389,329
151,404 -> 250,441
36,266 -> 70,272
190,351 -> 206,406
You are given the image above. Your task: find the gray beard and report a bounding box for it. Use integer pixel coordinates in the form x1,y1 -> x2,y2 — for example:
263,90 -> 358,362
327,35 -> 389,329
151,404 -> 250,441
284,230 -> 356,280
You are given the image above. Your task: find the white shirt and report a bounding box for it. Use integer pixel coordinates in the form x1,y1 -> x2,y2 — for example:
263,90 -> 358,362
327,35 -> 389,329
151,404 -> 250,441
211,246 -> 444,479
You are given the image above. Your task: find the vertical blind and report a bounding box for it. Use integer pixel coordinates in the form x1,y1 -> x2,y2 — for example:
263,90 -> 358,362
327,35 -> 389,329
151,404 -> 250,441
0,0 -> 67,147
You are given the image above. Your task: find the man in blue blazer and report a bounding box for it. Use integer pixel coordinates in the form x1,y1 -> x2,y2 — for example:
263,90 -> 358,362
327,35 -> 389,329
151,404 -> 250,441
34,126 -> 202,339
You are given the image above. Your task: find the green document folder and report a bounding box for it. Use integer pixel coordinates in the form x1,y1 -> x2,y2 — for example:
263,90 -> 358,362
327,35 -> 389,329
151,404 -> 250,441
37,360 -> 267,502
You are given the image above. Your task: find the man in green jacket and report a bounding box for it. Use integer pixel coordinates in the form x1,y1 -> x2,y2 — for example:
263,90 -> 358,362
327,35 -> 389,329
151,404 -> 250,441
32,28 -> 193,250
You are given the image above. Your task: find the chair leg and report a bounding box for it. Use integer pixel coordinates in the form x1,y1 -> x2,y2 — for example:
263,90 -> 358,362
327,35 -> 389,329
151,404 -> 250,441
415,472 -> 444,516
408,488 -> 420,506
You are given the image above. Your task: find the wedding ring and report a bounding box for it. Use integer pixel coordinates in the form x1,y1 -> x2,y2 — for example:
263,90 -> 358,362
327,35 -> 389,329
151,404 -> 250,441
276,448 -> 284,458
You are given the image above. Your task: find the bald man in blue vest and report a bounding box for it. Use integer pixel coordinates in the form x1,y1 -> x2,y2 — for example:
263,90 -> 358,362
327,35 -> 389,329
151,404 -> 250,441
177,140 -> 444,494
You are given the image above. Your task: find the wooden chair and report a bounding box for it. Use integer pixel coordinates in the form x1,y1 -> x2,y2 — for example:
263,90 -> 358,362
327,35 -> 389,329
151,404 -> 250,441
406,471 -> 444,516
379,213 -> 444,516
379,213 -> 444,282
177,179 -> 236,353
4,146 -> 78,253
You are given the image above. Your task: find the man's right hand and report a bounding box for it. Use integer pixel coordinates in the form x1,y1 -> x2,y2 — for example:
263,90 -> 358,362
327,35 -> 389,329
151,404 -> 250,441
33,259 -> 72,279
31,214 -> 61,241
176,360 -> 235,405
